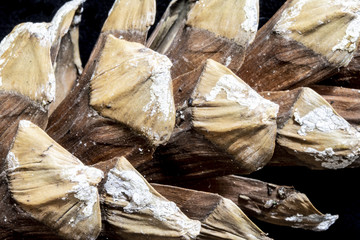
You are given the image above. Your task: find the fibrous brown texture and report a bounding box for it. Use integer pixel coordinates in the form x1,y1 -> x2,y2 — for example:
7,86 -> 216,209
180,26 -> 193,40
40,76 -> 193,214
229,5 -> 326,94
46,0 -> 157,168
274,0 -> 360,66
321,49 -> 360,88
148,59 -> 278,181
0,0 -> 84,171
267,87 -> 360,169
238,0 -> 360,91
2,0 -> 360,239
181,175 -> 338,231
47,0 -> 266,183
0,171 -> 62,239
191,59 -> 278,173
153,184 -> 272,240
148,0 -> 259,108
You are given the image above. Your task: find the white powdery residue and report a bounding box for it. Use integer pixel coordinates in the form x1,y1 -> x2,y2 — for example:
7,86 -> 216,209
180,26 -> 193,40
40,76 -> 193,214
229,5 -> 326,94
239,195 -> 251,201
0,2 -> 82,101
6,152 -> 19,170
142,126 -> 161,142
274,0 -> 309,35
246,234 -> 257,240
39,71 -> 56,105
19,119 -> 32,129
62,165 -> 103,221
205,74 -> 279,121
142,51 -> 174,120
285,213 -> 304,223
264,199 -> 277,209
294,105 -> 352,136
332,0 -> 360,13
206,74 -> 257,109
305,147 -> 359,169
145,9 -> 156,28
44,72 -> 56,104
73,15 -> 82,25
104,168 -> 201,238
285,213 -> 338,231
0,23 -> 55,94
49,0 -> 85,43
0,57 -> 5,83
0,22 -> 51,63
71,183 -> 98,219
104,169 -> 153,212
241,0 -> 258,32
194,0 -> 206,8
225,56 -> 232,67
332,11 -> 360,53
25,22 -> 53,47
315,214 -> 339,231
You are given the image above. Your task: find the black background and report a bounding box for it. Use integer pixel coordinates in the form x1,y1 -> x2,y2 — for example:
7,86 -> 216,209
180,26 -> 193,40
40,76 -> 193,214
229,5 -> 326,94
0,1 -> 359,239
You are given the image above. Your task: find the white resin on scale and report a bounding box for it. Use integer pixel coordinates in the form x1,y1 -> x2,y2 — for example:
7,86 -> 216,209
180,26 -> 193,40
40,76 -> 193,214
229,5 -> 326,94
104,167 -> 201,239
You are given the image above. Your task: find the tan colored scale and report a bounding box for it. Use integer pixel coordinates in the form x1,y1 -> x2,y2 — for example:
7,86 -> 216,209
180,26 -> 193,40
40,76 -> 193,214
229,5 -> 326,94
186,0 -> 259,46
102,157 -> 201,240
277,87 -> 360,169
6,120 -> 103,240
0,23 -> 55,105
191,59 -> 279,173
102,0 -> 156,33
274,0 -> 360,66
89,35 -> 176,146
0,0 -> 84,108
200,197 -> 269,240
51,0 -> 83,45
